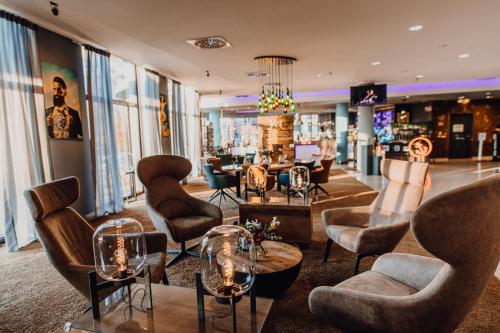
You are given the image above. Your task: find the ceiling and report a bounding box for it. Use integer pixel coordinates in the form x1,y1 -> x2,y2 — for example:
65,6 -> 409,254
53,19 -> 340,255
3,0 -> 500,100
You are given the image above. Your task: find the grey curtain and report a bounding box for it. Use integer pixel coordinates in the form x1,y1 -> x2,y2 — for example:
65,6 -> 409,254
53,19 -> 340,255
84,45 -> 123,216
138,68 -> 162,156
169,79 -> 186,157
0,12 -> 48,251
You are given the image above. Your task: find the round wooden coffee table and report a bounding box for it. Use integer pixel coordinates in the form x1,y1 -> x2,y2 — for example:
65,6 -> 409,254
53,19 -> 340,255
254,240 -> 303,298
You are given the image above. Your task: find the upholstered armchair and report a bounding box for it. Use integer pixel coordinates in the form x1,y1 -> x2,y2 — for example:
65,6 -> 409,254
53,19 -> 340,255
137,155 -> 223,267
309,157 -> 334,197
322,159 -> 429,274
23,177 -> 168,301
309,174 -> 500,333
206,157 -> 222,172
203,163 -> 239,206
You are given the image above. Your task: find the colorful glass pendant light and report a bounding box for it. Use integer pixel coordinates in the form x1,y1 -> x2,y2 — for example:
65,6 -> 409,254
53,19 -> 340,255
255,56 -> 297,114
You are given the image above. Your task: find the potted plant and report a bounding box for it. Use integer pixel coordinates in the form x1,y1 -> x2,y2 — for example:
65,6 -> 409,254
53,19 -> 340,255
240,217 -> 282,257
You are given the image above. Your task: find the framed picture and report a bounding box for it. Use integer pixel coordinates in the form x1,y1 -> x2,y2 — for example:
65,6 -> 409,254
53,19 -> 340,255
160,94 -> 169,137
41,62 -> 83,140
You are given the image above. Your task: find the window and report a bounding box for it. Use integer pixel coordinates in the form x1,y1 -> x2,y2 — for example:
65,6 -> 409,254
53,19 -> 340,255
110,56 -> 142,197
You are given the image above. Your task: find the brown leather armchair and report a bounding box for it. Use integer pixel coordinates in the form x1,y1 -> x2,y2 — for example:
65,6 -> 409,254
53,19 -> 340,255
309,157 -> 334,197
23,177 -> 168,301
137,155 -> 223,267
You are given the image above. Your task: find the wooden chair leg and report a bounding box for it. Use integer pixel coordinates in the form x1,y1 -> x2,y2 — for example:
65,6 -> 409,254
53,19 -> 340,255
354,254 -> 363,275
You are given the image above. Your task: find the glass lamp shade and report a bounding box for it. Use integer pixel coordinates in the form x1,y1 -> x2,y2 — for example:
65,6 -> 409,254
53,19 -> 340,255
93,218 -> 146,281
247,165 -> 267,190
289,166 -> 310,190
200,225 -> 256,298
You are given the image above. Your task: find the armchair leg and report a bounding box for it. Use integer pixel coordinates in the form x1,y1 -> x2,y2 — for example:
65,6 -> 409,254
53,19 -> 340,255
161,271 -> 169,285
354,254 -> 368,275
221,189 -> 239,205
317,184 -> 329,196
166,242 -> 200,267
323,239 -> 333,263
208,190 -> 221,203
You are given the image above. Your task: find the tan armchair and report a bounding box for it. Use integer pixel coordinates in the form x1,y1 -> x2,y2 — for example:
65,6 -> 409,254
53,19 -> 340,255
309,174 -> 500,333
23,177 -> 168,301
137,155 -> 223,267
322,159 -> 429,274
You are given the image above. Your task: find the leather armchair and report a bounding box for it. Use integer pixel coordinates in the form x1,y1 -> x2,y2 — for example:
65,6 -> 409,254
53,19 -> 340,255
137,155 -> 223,267
206,157 -> 222,172
309,174 -> 500,333
23,177 -> 168,301
322,159 -> 429,274
309,157 -> 334,197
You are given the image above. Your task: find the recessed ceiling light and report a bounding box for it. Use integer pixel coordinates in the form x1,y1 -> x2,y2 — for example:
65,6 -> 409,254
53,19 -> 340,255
416,74 -> 424,79
371,61 -> 381,66
458,53 -> 470,59
406,95 -> 411,99
317,74 -> 323,78
458,96 -> 465,99
485,92 -> 491,95
408,25 -> 423,31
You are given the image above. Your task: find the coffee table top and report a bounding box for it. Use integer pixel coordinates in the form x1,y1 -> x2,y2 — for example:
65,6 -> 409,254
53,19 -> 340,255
255,241 -> 303,274
66,284 -> 273,333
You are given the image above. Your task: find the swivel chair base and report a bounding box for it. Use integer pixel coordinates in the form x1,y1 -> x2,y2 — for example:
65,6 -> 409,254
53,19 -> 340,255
208,188 -> 239,206
166,241 -> 200,267
309,183 -> 329,198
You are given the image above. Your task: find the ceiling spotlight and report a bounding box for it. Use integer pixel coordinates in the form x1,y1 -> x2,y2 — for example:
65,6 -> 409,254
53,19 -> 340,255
50,1 -> 59,16
317,74 -> 323,78
371,61 -> 381,66
458,53 -> 470,59
458,96 -> 465,99
406,95 -> 411,99
408,25 -> 423,31
416,74 -> 424,80
486,92 -> 491,95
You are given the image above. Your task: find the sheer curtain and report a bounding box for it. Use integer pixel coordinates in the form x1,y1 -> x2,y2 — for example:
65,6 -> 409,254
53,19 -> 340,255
183,87 -> 202,176
84,45 -> 123,216
137,68 -> 161,156
169,79 -> 186,157
0,12 -> 49,251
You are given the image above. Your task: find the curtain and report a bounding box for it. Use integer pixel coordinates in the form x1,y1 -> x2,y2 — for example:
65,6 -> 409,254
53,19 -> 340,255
183,87 -> 202,176
169,79 -> 186,157
137,68 -> 161,156
0,12 -> 49,251
84,45 -> 123,216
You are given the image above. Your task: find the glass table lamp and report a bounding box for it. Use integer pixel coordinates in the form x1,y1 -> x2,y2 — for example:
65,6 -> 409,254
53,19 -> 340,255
93,218 -> 146,281
200,225 -> 256,299
289,166 -> 310,203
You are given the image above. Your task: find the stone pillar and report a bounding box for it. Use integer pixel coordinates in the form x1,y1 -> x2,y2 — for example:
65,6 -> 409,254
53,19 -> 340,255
335,103 -> 349,163
208,109 -> 221,148
356,106 -> 375,171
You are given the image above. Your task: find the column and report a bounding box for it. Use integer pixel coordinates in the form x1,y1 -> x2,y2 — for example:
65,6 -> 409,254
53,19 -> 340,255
208,109 -> 221,148
335,103 -> 349,164
356,106 -> 375,172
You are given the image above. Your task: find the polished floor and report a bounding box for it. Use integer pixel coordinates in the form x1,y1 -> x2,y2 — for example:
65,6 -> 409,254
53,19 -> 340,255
342,159 -> 500,202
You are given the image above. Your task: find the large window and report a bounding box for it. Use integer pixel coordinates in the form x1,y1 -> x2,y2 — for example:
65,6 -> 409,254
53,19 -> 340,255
110,56 -> 142,197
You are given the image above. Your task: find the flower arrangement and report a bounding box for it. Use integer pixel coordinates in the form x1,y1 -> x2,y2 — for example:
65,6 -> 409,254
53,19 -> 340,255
241,217 -> 282,257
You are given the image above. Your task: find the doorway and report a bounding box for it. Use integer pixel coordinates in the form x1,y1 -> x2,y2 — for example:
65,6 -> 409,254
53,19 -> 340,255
449,113 -> 473,158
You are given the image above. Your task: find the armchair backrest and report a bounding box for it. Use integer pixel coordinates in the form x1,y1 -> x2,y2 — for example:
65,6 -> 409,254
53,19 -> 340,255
410,174 -> 500,332
215,154 -> 232,166
203,163 -> 218,188
137,155 -> 194,220
207,157 -> 222,171
24,177 -> 96,299
24,177 -> 95,267
369,159 -> 428,227
311,157 -> 334,183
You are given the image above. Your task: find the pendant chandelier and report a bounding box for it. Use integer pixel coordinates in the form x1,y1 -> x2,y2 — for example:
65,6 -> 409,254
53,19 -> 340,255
255,56 -> 297,114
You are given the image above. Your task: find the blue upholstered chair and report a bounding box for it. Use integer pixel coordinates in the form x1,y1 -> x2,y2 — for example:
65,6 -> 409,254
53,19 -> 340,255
204,164 -> 239,206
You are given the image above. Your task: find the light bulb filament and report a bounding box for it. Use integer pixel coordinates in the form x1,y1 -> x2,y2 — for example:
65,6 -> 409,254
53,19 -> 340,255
222,259 -> 235,287
114,236 -> 128,273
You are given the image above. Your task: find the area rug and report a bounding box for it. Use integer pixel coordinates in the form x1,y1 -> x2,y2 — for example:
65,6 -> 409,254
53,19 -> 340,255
0,170 -> 498,332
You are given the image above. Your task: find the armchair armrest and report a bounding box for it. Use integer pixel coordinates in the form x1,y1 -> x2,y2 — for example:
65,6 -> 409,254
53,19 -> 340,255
372,253 -> 445,291
144,232 -> 167,254
322,206 -> 372,228
189,197 -> 223,221
357,221 -> 410,254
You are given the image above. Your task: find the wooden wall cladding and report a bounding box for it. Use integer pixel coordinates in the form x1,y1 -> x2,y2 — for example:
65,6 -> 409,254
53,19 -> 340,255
431,100 -> 500,157
258,115 -> 295,158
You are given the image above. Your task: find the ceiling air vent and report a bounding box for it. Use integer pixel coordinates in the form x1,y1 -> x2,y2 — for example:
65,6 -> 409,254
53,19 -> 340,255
187,36 -> 232,49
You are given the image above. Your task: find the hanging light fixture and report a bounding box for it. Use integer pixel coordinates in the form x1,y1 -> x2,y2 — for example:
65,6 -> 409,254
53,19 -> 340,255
255,56 -> 297,114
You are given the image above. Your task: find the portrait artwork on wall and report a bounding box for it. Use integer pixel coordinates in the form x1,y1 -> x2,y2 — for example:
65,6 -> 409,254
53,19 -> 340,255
41,62 -> 83,140
160,94 -> 170,137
